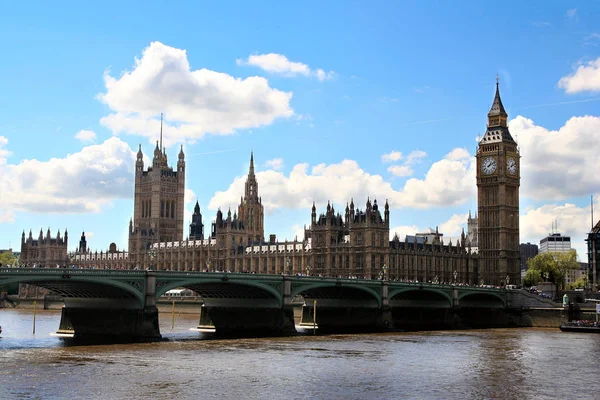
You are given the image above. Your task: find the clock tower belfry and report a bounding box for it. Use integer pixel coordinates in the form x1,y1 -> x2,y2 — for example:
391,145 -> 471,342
476,79 -> 521,286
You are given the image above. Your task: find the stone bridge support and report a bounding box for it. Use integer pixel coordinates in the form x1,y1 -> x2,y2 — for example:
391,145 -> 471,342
57,272 -> 161,341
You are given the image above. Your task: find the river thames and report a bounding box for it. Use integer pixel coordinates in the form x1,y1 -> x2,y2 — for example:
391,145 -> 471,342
1,309 -> 599,399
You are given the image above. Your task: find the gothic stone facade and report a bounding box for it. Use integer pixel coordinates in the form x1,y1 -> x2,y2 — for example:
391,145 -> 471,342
476,81 -> 521,286
20,228 -> 68,267
26,84 -> 522,286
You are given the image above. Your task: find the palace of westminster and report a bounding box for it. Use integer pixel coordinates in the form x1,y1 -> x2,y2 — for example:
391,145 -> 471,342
19,82 -> 522,286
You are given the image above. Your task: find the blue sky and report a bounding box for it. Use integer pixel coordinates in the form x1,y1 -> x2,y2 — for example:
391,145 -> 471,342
1,1 -> 599,259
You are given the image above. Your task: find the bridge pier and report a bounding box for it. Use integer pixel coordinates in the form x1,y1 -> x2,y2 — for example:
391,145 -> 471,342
57,305 -> 161,341
197,305 -> 295,335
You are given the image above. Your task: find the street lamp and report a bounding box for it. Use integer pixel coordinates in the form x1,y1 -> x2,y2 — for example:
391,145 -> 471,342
505,274 -> 510,287
434,275 -> 439,284
453,270 -> 458,284
382,264 -> 388,281
305,264 -> 311,277
147,248 -> 156,270
285,256 -> 291,275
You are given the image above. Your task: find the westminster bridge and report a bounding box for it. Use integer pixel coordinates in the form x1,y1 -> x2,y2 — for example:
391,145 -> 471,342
0,268 -> 559,341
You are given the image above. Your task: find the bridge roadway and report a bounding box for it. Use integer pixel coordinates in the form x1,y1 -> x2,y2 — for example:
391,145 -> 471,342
0,268 -> 529,341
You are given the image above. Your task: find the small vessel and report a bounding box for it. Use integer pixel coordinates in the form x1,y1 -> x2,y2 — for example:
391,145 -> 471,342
560,321 -> 600,333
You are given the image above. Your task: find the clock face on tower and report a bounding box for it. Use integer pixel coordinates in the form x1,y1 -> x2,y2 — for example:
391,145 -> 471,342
481,157 -> 497,175
507,157 -> 517,175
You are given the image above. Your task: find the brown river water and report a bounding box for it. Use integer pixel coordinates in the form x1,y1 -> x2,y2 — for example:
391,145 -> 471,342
0,309 -> 599,400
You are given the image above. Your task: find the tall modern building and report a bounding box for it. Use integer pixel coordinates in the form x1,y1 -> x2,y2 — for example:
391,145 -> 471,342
476,79 -> 521,286
520,242 -> 539,270
539,233 -> 571,254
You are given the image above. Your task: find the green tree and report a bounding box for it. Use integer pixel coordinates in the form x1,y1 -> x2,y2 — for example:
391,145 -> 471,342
567,276 -> 587,290
0,251 -> 17,267
525,250 -> 580,289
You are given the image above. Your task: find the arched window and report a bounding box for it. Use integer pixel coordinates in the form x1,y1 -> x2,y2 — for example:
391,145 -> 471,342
171,201 -> 175,219
166,200 -> 170,218
161,201 -> 164,217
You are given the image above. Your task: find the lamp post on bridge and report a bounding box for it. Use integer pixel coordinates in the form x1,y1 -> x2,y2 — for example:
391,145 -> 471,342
285,256 -> 291,276
305,265 -> 311,277
453,270 -> 457,285
505,274 -> 510,289
147,248 -> 156,271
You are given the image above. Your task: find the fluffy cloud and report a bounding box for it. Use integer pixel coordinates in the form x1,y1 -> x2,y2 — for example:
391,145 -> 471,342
566,8 -> 577,18
558,57 -> 600,93
406,150 -> 427,164
0,137 -> 137,216
389,213 -> 467,243
439,213 -> 469,237
520,199 -> 599,259
264,158 -> 284,171
385,150 -> 427,177
209,148 -> 475,213
389,224 -> 420,240
74,129 -> 97,142
510,115 -> 600,200
237,53 -> 334,81
387,165 -> 413,177
381,151 -> 402,162
99,42 -> 294,147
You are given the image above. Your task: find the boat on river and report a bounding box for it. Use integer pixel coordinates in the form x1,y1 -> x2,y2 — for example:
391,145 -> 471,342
560,321 -> 600,333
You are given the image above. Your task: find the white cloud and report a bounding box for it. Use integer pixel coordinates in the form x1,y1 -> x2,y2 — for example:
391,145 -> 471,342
0,137 -> 137,217
75,129 -> 97,142
381,151 -> 402,163
510,115 -> 600,200
265,158 -> 284,171
558,57 -> 600,93
520,199 -> 599,260
387,165 -> 413,177
566,8 -> 577,18
209,148 -> 476,213
385,150 -> 427,177
439,213 -> 469,237
389,225 -> 420,240
98,42 -> 294,147
236,53 -> 334,81
406,150 -> 427,164
390,213 -> 466,243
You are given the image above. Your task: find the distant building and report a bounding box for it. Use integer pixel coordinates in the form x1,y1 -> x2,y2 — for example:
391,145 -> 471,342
415,227 -> 443,244
565,262 -> 588,287
520,242 -> 539,270
587,219 -> 600,288
466,210 -> 478,248
19,228 -> 68,267
539,233 -> 571,254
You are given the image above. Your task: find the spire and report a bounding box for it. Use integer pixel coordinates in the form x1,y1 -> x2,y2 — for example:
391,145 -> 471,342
487,76 -> 507,127
249,151 -> 255,177
179,144 -> 184,160
194,199 -> 200,214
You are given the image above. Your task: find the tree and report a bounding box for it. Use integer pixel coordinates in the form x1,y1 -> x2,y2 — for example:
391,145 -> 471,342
567,276 -> 587,290
0,251 -> 17,267
525,250 -> 580,290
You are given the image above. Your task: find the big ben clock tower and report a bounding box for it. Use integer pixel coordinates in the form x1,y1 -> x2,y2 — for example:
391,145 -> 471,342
476,78 -> 520,286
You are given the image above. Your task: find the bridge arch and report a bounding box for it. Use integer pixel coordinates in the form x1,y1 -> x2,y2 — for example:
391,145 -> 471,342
291,282 -> 382,307
155,277 -> 283,304
458,292 -> 506,308
388,287 -> 453,307
0,275 -> 146,307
